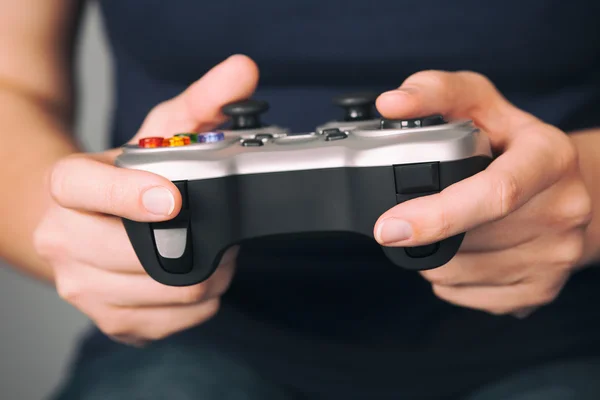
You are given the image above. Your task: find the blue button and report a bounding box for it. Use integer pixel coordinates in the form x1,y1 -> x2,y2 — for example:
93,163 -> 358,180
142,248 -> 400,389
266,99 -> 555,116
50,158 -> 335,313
198,132 -> 225,143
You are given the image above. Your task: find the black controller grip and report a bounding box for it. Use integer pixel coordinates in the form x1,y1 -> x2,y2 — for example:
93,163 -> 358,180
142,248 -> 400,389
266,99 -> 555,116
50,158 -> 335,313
122,218 -> 226,286
382,155 -> 492,270
121,155 -> 491,286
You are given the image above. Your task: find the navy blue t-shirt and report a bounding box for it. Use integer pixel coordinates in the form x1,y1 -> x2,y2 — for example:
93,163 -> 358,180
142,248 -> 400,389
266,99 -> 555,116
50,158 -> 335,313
85,0 -> 600,397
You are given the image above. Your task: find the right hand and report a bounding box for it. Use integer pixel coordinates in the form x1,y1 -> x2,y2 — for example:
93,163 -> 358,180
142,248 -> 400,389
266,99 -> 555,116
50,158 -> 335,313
33,55 -> 259,346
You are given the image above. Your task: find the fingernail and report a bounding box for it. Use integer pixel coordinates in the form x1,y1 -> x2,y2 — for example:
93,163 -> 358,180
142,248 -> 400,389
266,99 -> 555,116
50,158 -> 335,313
376,218 -> 413,243
142,187 -> 175,216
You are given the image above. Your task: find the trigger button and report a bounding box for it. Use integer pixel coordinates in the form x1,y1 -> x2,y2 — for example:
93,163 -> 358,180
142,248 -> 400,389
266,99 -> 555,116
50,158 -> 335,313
173,181 -> 189,210
154,228 -> 188,259
394,162 -> 439,195
241,138 -> 264,147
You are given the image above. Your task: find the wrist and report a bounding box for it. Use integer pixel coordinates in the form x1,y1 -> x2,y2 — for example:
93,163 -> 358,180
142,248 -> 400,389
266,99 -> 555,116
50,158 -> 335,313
0,89 -> 79,283
569,128 -> 600,267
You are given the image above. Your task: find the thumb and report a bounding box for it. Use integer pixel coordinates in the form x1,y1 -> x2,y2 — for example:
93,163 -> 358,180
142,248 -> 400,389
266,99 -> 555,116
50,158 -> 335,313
133,54 -> 260,141
48,56 -> 259,221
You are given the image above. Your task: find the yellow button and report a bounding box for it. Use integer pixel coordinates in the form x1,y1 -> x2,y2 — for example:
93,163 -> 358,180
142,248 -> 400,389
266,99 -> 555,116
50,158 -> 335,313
163,136 -> 190,147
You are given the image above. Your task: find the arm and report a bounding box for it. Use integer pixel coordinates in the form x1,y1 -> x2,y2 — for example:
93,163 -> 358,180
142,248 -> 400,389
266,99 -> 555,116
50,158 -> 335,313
570,129 -> 600,266
0,0 -> 83,282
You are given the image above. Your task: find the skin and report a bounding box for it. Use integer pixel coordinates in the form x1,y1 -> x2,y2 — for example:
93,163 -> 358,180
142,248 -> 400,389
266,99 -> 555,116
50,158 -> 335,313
34,55 -> 260,345
1,1 -> 599,344
373,71 -> 599,317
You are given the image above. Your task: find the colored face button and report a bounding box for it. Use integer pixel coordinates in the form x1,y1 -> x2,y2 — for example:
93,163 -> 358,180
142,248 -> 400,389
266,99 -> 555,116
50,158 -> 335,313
139,137 -> 165,148
175,133 -> 198,143
163,136 -> 191,147
197,132 -> 225,143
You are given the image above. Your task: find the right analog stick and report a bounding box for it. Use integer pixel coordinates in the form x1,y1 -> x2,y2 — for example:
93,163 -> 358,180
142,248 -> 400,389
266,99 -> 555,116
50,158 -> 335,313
332,92 -> 378,121
222,99 -> 269,130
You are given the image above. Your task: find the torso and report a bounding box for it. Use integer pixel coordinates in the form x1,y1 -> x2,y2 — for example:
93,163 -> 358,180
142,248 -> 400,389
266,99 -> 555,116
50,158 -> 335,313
94,1 -> 600,397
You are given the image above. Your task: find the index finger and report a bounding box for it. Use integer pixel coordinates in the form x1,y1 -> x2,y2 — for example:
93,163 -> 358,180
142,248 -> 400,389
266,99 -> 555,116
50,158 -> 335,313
373,72 -> 576,245
49,154 -> 182,221
375,126 -> 574,246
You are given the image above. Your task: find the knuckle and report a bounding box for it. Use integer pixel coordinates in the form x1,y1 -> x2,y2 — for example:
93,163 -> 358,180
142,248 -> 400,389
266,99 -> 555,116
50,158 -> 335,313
553,189 -> 593,228
436,201 -> 452,240
48,155 -> 82,203
536,281 -> 563,305
48,159 -> 69,203
459,70 -> 492,88
202,298 -> 221,319
486,306 -> 512,316
421,269 -> 456,287
145,329 -> 170,342
96,311 -> 133,338
557,236 -> 585,266
492,171 -> 522,218
179,285 -> 208,304
143,323 -> 175,341
104,181 -> 127,212
556,134 -> 579,172
33,226 -> 66,260
148,301 -> 221,341
55,277 -> 81,305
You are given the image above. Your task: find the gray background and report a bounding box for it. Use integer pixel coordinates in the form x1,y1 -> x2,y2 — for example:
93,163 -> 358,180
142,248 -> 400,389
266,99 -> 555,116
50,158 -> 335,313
0,3 -> 112,399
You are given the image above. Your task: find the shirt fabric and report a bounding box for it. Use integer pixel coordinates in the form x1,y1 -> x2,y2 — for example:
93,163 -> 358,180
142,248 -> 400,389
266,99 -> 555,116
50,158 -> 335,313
79,1 -> 600,397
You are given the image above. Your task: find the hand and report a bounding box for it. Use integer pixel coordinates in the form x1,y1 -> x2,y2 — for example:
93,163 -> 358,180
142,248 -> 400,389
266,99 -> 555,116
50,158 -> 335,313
373,70 -> 592,317
33,55 -> 259,345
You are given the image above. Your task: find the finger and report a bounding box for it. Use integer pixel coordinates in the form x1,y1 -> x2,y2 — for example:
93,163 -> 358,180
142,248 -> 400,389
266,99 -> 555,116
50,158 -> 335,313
135,54 -> 259,139
460,174 -> 590,252
375,70 -> 536,145
47,207 -> 239,278
36,206 -> 142,273
49,154 -> 182,221
421,231 -> 582,287
419,246 -> 533,287
95,298 -> 222,342
374,124 -> 575,246
101,246 -> 237,306
57,248 -> 237,307
431,274 -> 568,315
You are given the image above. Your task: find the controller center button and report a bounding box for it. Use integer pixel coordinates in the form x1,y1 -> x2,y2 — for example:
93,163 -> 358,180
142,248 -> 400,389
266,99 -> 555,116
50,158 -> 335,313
153,228 -> 188,259
381,115 -> 446,130
405,243 -> 440,258
254,133 -> 273,140
325,130 -> 348,141
394,162 -> 440,194
274,134 -> 318,145
197,132 -> 225,143
321,128 -> 341,135
241,138 -> 264,147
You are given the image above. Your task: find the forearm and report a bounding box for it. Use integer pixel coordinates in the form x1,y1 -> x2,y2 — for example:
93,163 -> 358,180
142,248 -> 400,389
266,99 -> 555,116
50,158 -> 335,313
570,128 -> 600,266
0,86 -> 78,282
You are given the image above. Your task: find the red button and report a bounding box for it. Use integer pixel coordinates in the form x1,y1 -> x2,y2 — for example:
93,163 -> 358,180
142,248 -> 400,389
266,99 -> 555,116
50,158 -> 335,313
139,137 -> 165,148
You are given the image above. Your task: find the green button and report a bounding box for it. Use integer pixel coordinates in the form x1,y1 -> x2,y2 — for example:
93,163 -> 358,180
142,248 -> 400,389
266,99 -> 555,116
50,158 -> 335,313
175,133 -> 198,143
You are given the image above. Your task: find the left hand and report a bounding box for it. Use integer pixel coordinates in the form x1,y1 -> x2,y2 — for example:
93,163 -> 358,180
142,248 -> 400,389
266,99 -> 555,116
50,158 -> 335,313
373,70 -> 593,317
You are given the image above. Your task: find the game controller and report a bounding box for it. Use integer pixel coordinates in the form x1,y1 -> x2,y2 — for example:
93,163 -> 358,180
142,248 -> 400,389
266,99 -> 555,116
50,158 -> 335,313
115,93 -> 493,286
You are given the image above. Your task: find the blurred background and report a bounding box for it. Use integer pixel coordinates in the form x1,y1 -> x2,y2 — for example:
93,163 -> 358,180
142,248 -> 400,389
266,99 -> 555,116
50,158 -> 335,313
0,3 -> 110,399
